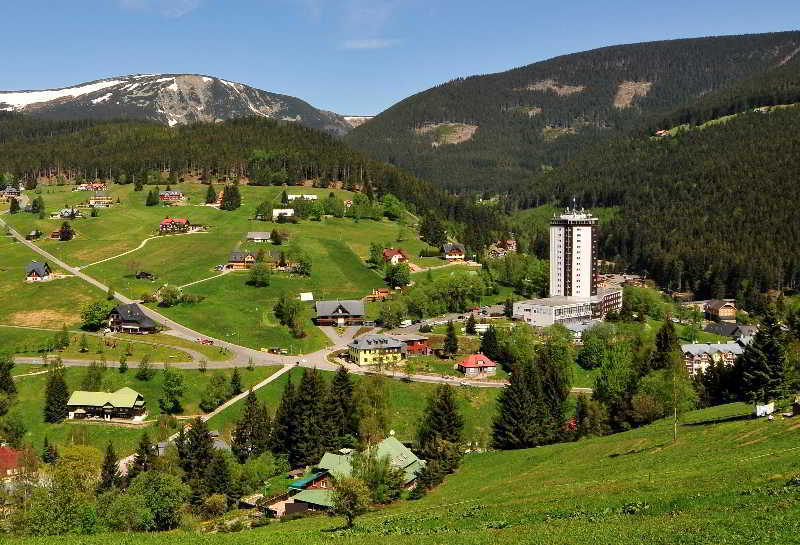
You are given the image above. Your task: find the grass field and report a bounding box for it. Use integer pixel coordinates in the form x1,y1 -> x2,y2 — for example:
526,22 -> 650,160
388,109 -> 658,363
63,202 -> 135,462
21,401 -> 800,544
0,326 -> 191,363
3,183 -> 441,354
9,364 -> 282,455
206,367 -> 501,447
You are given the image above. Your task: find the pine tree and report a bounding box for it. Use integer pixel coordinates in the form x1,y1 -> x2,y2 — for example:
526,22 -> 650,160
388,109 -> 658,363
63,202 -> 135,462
205,183 -> 216,204
79,333 -> 89,352
145,189 -> 159,206
740,307 -> 787,405
504,297 -> 514,318
98,441 -> 120,493
269,377 -> 296,460
230,367 -> 242,396
0,353 -> 16,395
127,432 -> 154,481
43,366 -> 69,423
465,314 -> 477,335
649,319 -> 679,373
326,366 -> 358,443
480,326 -> 502,362
206,451 -> 232,497
232,388 -> 271,463
417,384 -> 464,463
180,417 -> 214,481
119,354 -> 128,373
491,363 -> 538,450
41,436 -> 58,464
444,321 -> 459,357
9,197 -> 19,213
292,368 -> 327,467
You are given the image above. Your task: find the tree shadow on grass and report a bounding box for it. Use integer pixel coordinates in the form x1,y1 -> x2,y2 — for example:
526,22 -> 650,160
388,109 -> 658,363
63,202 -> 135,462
683,413 -> 751,427
608,443 -> 667,458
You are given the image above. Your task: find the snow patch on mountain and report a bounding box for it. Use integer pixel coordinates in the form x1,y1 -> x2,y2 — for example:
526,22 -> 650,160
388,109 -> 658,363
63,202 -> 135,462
0,79 -> 124,109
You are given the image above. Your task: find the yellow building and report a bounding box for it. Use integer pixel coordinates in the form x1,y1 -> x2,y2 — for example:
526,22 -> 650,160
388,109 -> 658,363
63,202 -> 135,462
347,334 -> 404,366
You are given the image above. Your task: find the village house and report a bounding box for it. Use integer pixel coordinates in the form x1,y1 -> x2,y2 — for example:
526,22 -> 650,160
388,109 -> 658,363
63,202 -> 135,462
488,239 -> 517,258
247,231 -> 272,243
49,230 -> 62,240
159,190 -> 184,203
25,261 -> 52,282
0,446 -> 23,477
88,191 -> 113,207
705,300 -> 737,323
382,248 -> 409,265
681,341 -> 744,376
67,387 -> 146,420
228,250 -> 257,270
52,208 -> 82,219
287,194 -> 318,201
108,303 -> 157,333
272,208 -> 295,220
348,334 -> 404,366
457,353 -> 497,376
314,300 -> 365,326
564,320 -> 602,344
25,230 -> 41,241
73,183 -> 107,192
284,436 -> 424,514
389,333 -> 432,356
704,322 -> 758,339
442,243 -> 466,261
159,217 -> 191,233
1,186 -> 21,202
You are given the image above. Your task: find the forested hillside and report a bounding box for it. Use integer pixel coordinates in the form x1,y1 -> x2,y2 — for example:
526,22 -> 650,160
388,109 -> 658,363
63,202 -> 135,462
345,31 -> 800,195
0,114 -> 503,244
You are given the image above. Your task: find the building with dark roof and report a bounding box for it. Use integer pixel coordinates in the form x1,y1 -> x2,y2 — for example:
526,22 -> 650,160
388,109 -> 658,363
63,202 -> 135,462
314,300 -> 365,326
25,261 -> 51,282
705,300 -> 737,323
348,334 -> 404,366
108,303 -> 157,333
442,243 -> 466,260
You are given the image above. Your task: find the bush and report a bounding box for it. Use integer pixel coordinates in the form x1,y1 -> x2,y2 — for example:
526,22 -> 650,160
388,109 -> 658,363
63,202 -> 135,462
202,494 -> 227,519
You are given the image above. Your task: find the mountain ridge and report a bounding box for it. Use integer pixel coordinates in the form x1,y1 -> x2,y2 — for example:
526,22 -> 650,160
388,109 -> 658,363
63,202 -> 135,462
0,73 -> 353,135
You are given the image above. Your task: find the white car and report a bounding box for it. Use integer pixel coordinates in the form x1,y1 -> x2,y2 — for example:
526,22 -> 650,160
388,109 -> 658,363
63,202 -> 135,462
400,319 -> 413,328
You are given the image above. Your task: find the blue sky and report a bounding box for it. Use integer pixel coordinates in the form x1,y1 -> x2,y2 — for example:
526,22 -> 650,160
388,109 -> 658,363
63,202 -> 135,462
1,1 -> 796,114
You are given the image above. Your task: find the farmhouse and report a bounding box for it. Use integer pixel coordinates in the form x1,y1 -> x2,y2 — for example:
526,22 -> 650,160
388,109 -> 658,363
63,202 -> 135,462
88,191 -> 113,207
705,300 -> 737,323
704,322 -> 758,339
681,341 -> 745,376
228,250 -> 257,270
383,248 -> 409,265
108,303 -> 157,333
67,387 -> 146,420
314,300 -> 365,326
366,287 -> 392,301
457,353 -> 497,376
25,261 -> 52,282
488,239 -> 517,258
74,183 -> 106,192
442,243 -> 466,261
159,217 -> 191,233
0,446 -> 23,477
286,437 -> 424,512
25,230 -> 41,241
347,334 -> 404,366
246,231 -> 271,243
159,190 -> 183,202
272,208 -> 295,220
287,194 -> 318,201
52,208 -> 82,219
2,186 -> 21,200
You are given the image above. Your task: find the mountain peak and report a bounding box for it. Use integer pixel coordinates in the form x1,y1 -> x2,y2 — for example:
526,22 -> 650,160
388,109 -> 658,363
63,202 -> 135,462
0,74 -> 352,135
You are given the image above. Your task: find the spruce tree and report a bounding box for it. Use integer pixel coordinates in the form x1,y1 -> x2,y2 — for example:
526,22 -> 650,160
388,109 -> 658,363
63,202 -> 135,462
417,384 -> 464,461
740,307 -> 787,405
444,321 -> 459,357
206,451 -> 232,497
649,319 -> 679,373
293,368 -> 327,467
41,436 -> 58,464
0,353 -> 16,395
119,354 -> 128,373
230,367 -> 242,396
254,402 -> 273,456
269,377 -> 297,462
330,366 -> 358,439
44,366 -> 69,423
98,441 -> 120,493
9,197 -> 19,213
145,189 -> 159,206
231,388 -> 269,463
465,314 -> 477,335
127,432 -> 154,481
205,183 -> 216,204
491,363 -> 538,450
181,417 -> 214,481
504,297 -> 514,318
480,326 -> 502,362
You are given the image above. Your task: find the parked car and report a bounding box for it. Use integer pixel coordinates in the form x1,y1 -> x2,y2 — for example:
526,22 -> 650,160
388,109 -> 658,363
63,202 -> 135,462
400,319 -> 413,328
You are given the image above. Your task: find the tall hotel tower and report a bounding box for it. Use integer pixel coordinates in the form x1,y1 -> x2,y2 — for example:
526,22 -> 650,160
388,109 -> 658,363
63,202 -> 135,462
549,206 -> 598,299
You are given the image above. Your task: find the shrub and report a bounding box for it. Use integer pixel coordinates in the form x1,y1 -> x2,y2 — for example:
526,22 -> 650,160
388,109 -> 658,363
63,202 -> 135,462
202,494 -> 227,519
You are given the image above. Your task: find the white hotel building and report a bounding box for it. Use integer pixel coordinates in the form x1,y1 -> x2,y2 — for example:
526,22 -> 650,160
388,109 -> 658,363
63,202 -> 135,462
514,207 -> 622,328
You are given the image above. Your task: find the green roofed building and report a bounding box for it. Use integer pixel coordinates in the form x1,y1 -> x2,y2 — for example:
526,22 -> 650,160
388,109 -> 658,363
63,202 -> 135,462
67,387 -> 146,420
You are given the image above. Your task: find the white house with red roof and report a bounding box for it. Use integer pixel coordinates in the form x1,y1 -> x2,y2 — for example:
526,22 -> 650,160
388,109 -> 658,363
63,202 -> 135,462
457,353 -> 497,376
0,446 -> 23,477
382,248 -> 409,265
159,217 -> 191,233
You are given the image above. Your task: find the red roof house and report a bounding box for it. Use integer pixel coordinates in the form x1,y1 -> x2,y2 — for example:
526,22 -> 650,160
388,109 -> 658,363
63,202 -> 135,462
0,446 -> 23,476
159,217 -> 191,232
457,353 -> 497,376
382,248 -> 409,265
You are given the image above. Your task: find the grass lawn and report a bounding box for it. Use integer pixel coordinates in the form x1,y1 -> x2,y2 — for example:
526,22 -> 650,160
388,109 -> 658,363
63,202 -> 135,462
207,367 -> 501,446
116,332 -> 234,361
0,326 -> 190,363
10,364 -> 282,455
0,236 -> 106,328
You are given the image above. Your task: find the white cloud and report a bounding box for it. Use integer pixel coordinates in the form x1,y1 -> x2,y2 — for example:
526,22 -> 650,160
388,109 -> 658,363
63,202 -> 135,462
119,0 -> 202,18
339,38 -> 400,50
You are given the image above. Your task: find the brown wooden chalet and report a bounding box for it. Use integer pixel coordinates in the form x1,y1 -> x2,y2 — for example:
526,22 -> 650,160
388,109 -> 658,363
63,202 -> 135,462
25,261 -> 52,282
108,303 -> 157,333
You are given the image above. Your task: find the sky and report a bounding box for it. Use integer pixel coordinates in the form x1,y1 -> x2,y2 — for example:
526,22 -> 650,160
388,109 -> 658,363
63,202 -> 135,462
0,1 -> 797,115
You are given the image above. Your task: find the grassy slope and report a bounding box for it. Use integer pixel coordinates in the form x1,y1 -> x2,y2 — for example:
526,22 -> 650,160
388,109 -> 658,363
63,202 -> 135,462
10,365 -> 282,455
206,367 -> 500,446
23,402 -> 800,544
3,183 -> 441,354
